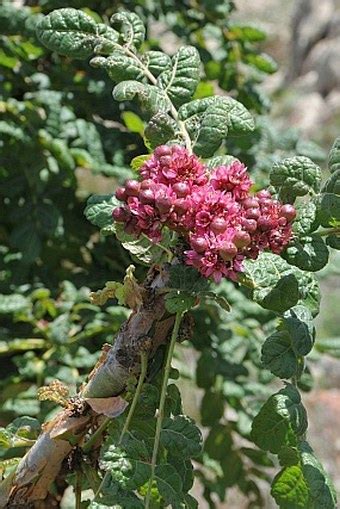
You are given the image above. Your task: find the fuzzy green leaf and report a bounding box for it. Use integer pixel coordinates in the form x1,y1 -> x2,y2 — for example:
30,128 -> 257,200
144,112 -> 176,148
84,194 -> 117,229
292,202 -> 319,236
326,234 -> 340,250
110,12 -> 145,49
322,170 -> 340,194
242,253 -> 299,313
165,291 -> 196,314
90,50 -> 143,82
168,265 -> 209,294
270,157 -> 321,202
37,8 -> 118,58
261,331 -> 300,379
251,384 -> 308,454
179,96 -> 255,157
157,46 -> 200,106
282,234 -> 329,272
113,80 -> 171,116
271,465 -> 309,509
161,415 -> 203,460
154,464 -> 183,508
318,193 -> 340,227
142,51 -> 171,76
328,137 -> 340,173
0,294 -> 29,314
282,305 -> 315,356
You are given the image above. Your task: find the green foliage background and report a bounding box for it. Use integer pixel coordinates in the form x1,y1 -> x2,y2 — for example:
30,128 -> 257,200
0,1 -> 339,508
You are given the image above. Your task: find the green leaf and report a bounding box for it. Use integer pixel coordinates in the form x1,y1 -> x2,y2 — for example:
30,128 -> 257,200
91,51 -> 143,82
179,96 -> 255,157
130,154 -> 150,172
315,336 -> 340,357
165,291 -> 196,314
228,24 -> 266,42
157,46 -> 201,106
200,291 -> 231,311
281,305 -> 315,356
297,272 -> 320,317
282,234 -> 329,272
251,384 -> 308,454
322,170 -> 340,194
242,253 -> 299,313
270,157 -> 321,202
144,112 -> 176,149
206,155 -> 238,169
326,234 -> 340,250
318,193 -> 340,227
328,137 -> 340,173
113,81 -> 171,116
84,194 -> 117,229
200,390 -> 224,426
271,465 -> 309,509
142,51 -> 171,76
204,424 -> 232,460
110,12 -> 145,49
246,53 -> 278,74
154,464 -> 183,508
168,265 -> 209,294
292,202 -> 319,236
122,111 -> 144,134
115,224 -> 169,265
37,8 -> 118,58
161,415 -> 202,459
296,139 -> 327,162
0,294 -> 29,314
10,222 -> 42,264
261,331 -> 300,379
299,441 -> 337,509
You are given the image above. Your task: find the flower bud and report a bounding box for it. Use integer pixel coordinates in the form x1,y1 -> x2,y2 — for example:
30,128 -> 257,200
112,207 -> 128,222
174,199 -> 188,215
233,230 -> 251,248
140,189 -> 155,205
257,217 -> 272,231
211,217 -> 227,233
141,179 -> 153,190
125,179 -> 140,196
156,195 -> 172,214
154,145 -> 172,157
191,237 -> 208,253
173,182 -> 190,197
115,186 -> 127,201
241,218 -> 257,233
257,190 -> 271,199
243,197 -> 259,209
246,208 -> 261,220
219,242 -> 238,261
280,204 -> 296,222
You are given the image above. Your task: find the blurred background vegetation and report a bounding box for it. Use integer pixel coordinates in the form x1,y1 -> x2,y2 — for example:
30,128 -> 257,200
0,1 -> 339,507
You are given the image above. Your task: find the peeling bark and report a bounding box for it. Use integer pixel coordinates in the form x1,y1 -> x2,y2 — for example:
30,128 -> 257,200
0,265 -> 174,508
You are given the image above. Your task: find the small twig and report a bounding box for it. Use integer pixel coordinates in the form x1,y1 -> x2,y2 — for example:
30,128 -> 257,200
82,417 -> 110,454
317,227 -> 340,237
145,311 -> 183,509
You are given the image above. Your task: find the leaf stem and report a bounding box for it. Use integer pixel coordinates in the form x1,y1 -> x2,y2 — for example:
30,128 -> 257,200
93,351 -> 148,501
118,351 -> 148,444
82,417 -> 110,454
125,47 -> 192,152
145,311 -> 183,509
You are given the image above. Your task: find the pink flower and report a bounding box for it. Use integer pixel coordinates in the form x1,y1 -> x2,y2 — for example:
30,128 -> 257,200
112,145 -> 295,283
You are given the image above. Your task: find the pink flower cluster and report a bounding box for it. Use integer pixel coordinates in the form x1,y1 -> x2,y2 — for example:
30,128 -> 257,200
113,145 -> 296,282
